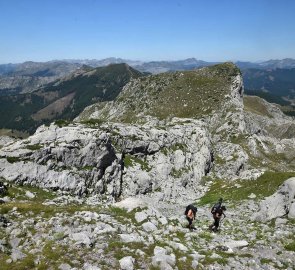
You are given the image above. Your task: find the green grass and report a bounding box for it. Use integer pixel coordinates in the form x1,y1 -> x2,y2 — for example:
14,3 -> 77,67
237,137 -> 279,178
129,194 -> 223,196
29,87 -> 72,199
244,96 -> 273,118
124,154 -> 151,171
260,258 -> 273,264
198,231 -> 213,241
24,144 -> 43,150
5,183 -> 56,201
107,206 -> 142,224
81,118 -> 104,127
199,171 -> 295,205
6,156 -> 21,163
54,119 -> 71,127
0,254 -> 36,270
284,240 -> 295,251
0,183 -> 98,217
107,62 -> 238,123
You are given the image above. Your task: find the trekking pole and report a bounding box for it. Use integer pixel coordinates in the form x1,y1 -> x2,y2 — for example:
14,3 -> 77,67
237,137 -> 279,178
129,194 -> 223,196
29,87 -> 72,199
219,216 -> 225,231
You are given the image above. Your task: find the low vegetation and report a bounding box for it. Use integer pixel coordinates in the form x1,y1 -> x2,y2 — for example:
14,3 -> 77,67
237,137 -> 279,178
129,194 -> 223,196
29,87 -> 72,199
99,63 -> 239,123
199,171 -> 295,205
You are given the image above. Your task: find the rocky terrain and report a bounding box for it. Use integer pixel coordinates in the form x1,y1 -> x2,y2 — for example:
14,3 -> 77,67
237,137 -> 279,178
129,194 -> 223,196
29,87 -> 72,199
0,62 -> 295,269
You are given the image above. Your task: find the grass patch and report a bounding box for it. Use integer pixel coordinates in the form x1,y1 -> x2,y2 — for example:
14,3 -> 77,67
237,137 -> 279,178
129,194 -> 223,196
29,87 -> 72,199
107,206 -> 143,224
6,184 -> 56,201
107,63 -> 237,123
54,119 -> 71,128
6,156 -> 21,163
284,240 -> 295,251
198,231 -> 213,241
170,143 -> 187,152
260,258 -> 273,264
81,118 -> 104,127
0,254 -> 36,270
244,96 -> 273,118
24,144 -> 43,151
124,154 -> 151,171
199,171 -> 295,205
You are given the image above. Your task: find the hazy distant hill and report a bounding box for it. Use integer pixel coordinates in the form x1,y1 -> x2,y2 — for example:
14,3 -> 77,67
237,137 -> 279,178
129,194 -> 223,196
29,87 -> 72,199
0,61 -> 82,95
0,64 -> 142,133
133,58 -> 217,74
243,68 -> 295,98
1,57 -> 295,96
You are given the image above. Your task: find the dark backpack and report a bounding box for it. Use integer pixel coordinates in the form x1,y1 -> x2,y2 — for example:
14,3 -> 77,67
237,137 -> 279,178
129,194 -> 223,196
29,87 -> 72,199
185,204 -> 198,216
211,202 -> 221,214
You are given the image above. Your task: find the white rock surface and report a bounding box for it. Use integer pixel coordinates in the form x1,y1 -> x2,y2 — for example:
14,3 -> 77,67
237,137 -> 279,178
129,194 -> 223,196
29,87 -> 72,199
119,256 -> 135,270
253,178 -> 295,221
224,240 -> 249,250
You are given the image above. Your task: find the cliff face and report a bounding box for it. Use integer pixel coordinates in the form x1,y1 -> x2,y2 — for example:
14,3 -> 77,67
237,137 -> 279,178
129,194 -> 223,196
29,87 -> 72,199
1,63 -> 295,204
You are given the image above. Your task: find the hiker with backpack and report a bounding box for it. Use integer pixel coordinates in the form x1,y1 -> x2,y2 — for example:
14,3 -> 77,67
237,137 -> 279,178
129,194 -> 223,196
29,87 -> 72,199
184,204 -> 198,231
209,198 -> 226,232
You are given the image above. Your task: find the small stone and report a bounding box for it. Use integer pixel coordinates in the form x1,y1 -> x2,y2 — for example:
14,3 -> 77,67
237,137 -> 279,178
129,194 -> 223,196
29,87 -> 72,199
288,202 -> 295,219
119,256 -> 135,270
142,222 -> 157,232
275,218 -> 287,226
70,232 -> 92,246
248,193 -> 256,199
119,233 -> 143,243
11,249 -> 26,262
135,211 -> 148,223
58,263 -> 72,270
224,240 -> 249,250
25,191 -> 35,199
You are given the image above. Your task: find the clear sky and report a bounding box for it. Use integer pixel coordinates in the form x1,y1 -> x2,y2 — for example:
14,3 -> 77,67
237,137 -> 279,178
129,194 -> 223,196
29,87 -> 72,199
0,0 -> 294,63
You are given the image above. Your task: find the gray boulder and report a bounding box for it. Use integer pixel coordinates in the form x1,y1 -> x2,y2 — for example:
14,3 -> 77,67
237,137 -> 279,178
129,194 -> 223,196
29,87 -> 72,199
253,177 -> 295,221
119,256 -> 135,270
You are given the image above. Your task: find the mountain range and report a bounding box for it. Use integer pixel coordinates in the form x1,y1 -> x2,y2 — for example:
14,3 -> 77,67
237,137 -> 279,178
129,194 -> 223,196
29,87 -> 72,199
1,58 -> 295,135
0,64 -> 141,133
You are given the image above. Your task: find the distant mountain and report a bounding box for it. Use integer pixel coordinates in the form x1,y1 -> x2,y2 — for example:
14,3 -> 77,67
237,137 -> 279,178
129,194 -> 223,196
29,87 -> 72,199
0,63 -> 17,75
0,61 -> 82,95
243,68 -> 295,96
235,58 -> 295,70
0,64 -> 142,133
242,67 -> 295,116
257,58 -> 295,69
133,58 -> 217,74
64,57 -> 143,67
1,57 -> 295,101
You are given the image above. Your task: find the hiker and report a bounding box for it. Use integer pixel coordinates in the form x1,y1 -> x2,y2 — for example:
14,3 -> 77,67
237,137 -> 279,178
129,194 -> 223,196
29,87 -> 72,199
184,204 -> 198,230
209,204 -> 226,232
211,198 -> 223,214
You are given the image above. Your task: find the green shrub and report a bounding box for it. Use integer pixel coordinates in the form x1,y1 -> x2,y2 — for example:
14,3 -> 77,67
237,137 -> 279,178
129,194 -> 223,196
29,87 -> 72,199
6,156 -> 21,163
284,240 -> 295,251
54,119 -> 71,127
25,144 -> 43,150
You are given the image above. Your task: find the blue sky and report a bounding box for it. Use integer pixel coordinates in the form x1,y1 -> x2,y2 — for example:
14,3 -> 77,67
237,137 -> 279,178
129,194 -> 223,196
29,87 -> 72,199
0,0 -> 294,63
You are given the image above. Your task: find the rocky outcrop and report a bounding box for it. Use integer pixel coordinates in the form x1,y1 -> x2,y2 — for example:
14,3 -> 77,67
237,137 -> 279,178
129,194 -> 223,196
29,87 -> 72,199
0,118 -> 212,203
253,178 -> 295,221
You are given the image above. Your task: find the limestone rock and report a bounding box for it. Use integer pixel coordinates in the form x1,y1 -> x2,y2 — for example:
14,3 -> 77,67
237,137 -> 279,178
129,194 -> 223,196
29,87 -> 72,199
119,256 -> 135,270
253,178 -> 295,221
224,240 -> 249,250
